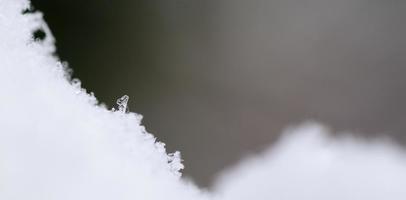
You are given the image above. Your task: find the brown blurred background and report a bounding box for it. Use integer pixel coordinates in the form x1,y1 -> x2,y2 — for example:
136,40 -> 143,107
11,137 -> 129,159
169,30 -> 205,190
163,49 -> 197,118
31,0 -> 406,187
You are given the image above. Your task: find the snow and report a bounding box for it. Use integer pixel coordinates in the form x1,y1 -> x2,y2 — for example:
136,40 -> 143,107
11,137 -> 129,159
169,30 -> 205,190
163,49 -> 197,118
214,123 -> 406,200
0,1 -> 206,199
1,0 -> 406,199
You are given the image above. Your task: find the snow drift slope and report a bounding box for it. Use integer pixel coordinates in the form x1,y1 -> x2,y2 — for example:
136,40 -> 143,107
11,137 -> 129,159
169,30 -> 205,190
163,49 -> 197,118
0,1 -> 207,200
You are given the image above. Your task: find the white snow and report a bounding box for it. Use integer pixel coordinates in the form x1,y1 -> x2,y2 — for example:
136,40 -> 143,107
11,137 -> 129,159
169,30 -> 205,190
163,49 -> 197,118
1,0 -> 406,199
0,1 -> 207,199
214,123 -> 406,200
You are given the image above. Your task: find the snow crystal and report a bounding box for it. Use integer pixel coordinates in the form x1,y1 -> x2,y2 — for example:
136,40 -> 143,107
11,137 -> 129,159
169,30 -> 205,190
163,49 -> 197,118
115,95 -> 130,113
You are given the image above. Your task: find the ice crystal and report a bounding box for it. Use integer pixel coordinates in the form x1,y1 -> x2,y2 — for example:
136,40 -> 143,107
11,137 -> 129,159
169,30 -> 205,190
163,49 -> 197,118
116,95 -> 129,113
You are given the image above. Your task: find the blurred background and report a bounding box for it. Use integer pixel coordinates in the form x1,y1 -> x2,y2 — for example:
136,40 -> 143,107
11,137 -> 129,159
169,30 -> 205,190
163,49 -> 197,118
31,0 -> 406,187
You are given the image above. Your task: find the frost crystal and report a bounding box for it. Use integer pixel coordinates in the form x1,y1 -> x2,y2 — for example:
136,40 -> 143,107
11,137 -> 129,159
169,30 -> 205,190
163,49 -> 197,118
116,95 -> 129,113
168,151 -> 184,177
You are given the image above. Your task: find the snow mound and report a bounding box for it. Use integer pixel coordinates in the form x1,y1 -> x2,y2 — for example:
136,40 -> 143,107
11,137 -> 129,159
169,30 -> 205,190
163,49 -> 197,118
214,123 -> 406,200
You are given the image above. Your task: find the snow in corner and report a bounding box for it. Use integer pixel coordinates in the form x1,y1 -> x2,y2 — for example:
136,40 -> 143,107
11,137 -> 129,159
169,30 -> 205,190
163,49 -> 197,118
0,1 -> 206,200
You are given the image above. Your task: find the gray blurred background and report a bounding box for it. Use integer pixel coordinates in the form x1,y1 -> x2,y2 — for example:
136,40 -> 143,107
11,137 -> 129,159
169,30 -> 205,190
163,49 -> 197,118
32,0 -> 406,187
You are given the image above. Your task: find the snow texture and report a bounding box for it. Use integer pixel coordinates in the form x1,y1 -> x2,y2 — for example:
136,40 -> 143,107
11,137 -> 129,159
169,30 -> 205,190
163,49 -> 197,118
1,0 -> 406,199
0,1 -> 207,199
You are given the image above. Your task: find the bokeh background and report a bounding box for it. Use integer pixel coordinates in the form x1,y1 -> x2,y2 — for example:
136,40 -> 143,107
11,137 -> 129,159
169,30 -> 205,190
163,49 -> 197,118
31,0 -> 406,187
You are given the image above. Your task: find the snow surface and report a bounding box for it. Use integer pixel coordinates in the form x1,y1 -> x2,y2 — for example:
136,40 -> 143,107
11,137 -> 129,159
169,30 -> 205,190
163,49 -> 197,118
0,1 -> 207,199
1,0 -> 406,199
214,123 -> 406,200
